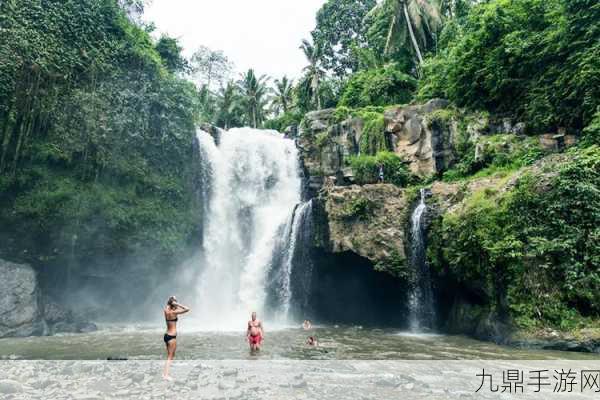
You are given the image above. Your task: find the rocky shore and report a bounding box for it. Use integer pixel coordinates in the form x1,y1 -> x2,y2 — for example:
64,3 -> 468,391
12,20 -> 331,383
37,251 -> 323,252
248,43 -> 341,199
2,360 -> 599,399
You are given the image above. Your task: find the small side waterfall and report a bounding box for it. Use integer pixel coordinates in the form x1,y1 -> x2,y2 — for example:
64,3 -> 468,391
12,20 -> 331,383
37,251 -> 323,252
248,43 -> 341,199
288,200 -> 315,318
269,200 -> 314,321
408,188 -> 435,331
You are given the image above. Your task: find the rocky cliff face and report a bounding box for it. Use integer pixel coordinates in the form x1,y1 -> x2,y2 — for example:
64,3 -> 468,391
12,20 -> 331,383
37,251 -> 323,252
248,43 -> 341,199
0,259 -> 96,338
295,102 -> 569,279
298,99 -> 468,183
297,99 -> 565,185
295,101 -> 591,346
384,99 -> 456,176
295,101 -> 484,275
316,183 -> 411,275
297,109 -> 354,194
296,101 -> 476,276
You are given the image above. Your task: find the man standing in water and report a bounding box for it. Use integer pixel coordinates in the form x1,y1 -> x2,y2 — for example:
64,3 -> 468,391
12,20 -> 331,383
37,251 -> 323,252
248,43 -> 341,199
246,311 -> 264,352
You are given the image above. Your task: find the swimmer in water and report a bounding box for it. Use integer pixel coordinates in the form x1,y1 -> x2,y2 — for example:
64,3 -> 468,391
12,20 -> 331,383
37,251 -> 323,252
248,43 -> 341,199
306,336 -> 318,346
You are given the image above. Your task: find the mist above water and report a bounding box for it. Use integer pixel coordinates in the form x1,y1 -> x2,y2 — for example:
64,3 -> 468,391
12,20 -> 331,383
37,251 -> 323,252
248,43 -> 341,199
191,128 -> 302,331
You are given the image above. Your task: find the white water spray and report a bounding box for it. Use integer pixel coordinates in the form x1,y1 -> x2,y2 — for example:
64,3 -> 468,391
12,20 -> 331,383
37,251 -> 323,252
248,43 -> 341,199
193,128 -> 302,330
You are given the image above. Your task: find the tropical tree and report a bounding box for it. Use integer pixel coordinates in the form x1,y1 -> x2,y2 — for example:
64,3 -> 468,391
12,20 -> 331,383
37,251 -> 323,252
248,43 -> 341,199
215,80 -> 244,129
311,0 -> 377,77
189,45 -> 233,91
198,85 -> 217,124
238,69 -> 269,128
300,39 -> 325,110
155,35 -> 188,73
439,0 -> 474,19
384,0 -> 443,65
271,76 -> 294,115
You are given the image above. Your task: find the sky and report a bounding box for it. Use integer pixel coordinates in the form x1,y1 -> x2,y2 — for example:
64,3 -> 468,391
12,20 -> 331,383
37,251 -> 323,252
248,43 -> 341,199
143,0 -> 327,80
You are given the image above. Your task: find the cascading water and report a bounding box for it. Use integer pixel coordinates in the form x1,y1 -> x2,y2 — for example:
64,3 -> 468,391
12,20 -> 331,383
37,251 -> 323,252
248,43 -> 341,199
408,188 -> 435,332
193,128 -> 302,330
268,199 -> 314,321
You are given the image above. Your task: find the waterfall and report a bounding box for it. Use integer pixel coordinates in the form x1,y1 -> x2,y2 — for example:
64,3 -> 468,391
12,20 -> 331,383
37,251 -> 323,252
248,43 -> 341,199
288,200 -> 314,317
408,188 -> 435,332
269,200 -> 314,322
193,128 -> 302,331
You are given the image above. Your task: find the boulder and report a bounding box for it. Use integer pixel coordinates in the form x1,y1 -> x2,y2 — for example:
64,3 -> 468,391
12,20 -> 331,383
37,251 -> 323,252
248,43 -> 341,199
298,100 -> 542,185
539,133 -> 578,151
384,99 -> 454,176
199,123 -> 224,145
283,125 -> 298,138
44,301 -> 97,334
0,259 -> 98,338
0,259 -> 46,337
44,301 -> 73,325
302,109 -> 336,133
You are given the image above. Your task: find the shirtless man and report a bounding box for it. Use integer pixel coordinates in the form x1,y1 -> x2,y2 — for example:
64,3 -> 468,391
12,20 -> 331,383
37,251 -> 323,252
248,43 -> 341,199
246,311 -> 264,351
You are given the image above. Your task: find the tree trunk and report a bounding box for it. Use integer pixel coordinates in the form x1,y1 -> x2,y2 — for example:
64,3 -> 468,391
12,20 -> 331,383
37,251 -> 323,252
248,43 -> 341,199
312,74 -> 321,110
0,118 -> 14,173
0,100 -> 15,171
384,13 -> 397,55
403,1 -> 424,65
317,88 -> 321,110
207,63 -> 213,90
9,114 -> 26,175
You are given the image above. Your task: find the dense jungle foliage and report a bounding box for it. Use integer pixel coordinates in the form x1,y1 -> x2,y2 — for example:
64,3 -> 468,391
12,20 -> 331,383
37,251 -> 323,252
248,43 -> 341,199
418,0 -> 600,133
0,0 -> 201,275
429,146 -> 600,330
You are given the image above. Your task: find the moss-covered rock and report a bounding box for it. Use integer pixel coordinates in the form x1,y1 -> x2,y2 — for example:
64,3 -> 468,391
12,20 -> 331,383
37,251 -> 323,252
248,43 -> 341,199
317,183 -> 411,278
298,99 -> 537,185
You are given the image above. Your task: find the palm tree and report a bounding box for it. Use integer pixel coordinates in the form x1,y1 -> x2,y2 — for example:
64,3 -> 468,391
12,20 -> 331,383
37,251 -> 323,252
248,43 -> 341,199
238,69 -> 269,128
300,39 -> 325,110
215,80 -> 244,129
384,0 -> 443,65
271,76 -> 294,115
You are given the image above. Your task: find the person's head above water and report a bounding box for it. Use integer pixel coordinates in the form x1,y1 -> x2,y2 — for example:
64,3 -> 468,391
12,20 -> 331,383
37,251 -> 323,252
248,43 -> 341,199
167,296 -> 177,308
251,311 -> 257,321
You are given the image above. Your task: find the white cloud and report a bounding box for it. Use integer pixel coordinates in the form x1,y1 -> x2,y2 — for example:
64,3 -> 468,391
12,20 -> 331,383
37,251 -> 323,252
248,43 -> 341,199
143,0 -> 327,80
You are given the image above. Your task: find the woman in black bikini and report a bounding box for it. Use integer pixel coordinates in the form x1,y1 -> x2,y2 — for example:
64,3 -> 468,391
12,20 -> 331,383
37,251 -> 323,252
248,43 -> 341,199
163,296 -> 190,380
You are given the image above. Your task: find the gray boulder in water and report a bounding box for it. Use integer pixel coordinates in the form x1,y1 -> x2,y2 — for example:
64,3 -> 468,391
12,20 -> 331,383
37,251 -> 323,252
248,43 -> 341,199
0,259 -> 46,338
